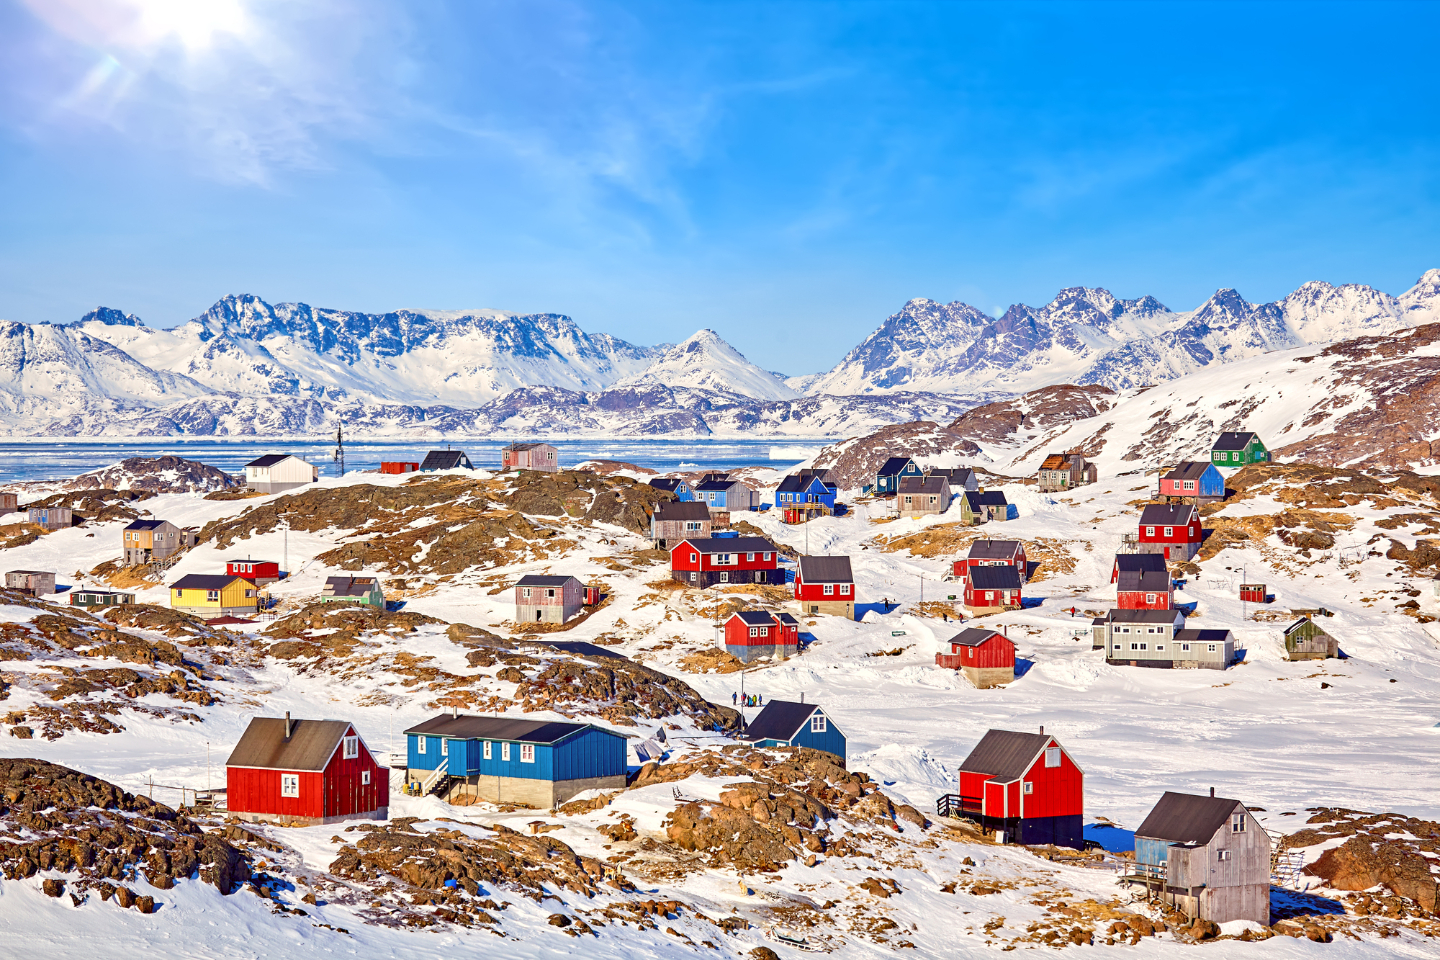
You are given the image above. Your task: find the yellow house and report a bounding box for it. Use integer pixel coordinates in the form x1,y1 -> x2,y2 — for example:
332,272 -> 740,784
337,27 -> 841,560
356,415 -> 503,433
169,574 -> 258,620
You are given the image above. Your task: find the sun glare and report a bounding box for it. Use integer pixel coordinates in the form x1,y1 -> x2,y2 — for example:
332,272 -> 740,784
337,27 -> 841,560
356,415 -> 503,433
133,0 -> 246,49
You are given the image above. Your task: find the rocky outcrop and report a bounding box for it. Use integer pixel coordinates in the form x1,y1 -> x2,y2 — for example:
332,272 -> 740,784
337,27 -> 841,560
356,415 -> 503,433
4,456 -> 239,495
810,421 -> 981,490
20,488 -> 155,524
945,384 -> 1117,447
1291,808 -> 1440,913
513,657 -> 739,731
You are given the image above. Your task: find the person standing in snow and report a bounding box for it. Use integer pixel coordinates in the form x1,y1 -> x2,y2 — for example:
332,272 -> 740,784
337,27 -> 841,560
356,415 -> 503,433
732,692 -> 737,706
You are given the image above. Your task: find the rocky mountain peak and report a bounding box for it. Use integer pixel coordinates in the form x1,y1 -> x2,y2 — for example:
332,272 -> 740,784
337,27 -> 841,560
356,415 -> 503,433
78,307 -> 145,328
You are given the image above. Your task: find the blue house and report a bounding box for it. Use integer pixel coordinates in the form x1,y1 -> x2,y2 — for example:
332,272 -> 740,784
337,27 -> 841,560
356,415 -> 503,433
649,477 -> 695,502
404,715 -> 627,809
695,477 -> 755,512
776,470 -> 838,510
743,700 -> 846,761
1160,461 -> 1225,504
874,457 -> 921,496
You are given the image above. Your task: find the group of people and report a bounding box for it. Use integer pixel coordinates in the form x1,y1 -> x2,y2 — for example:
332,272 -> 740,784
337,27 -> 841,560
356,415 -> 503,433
733,692 -> 763,708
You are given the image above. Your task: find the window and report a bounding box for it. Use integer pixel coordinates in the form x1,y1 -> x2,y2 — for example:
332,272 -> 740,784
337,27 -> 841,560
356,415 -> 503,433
1045,746 -> 1060,768
967,648 -> 974,659
749,627 -> 759,638
1217,849 -> 1232,861
206,590 -> 219,602
689,572 -> 697,583
1232,814 -> 1246,833
1130,643 -> 1139,651
440,739 -> 448,757
823,584 -> 834,596
1023,782 -> 1034,794
281,774 -> 299,797
502,742 -> 511,761
522,587 -> 531,598
1181,643 -> 1191,652
1155,645 -> 1165,652
418,736 -> 427,755
1140,643 -> 1148,650
810,714 -> 827,733
686,522 -> 700,531
1163,526 -> 1173,538
747,553 -> 755,562
245,589 -> 255,599
1208,644 -> 1217,652
1183,480 -> 1195,490
1145,526 -> 1155,536
546,589 -> 555,598
1146,593 -> 1156,604
344,736 -> 359,759
520,744 -> 535,763
1113,643 -> 1121,650
360,769 -> 371,785
840,584 -> 850,595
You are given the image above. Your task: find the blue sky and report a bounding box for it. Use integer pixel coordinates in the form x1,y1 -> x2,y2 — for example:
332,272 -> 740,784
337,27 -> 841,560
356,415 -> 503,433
1,1 -> 1437,374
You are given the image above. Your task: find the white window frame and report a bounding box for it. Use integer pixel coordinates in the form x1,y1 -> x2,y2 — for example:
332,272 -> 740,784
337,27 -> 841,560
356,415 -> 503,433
823,583 -> 834,596
764,552 -> 772,561
1145,593 -> 1156,604
1232,813 -> 1246,833
749,627 -> 759,638
344,736 -> 359,759
1130,643 -> 1139,651
840,584 -> 850,595
361,770 -> 371,785
281,774 -> 299,798
1145,526 -> 1155,536
1181,643 -> 1191,652
502,742 -> 511,761
1045,746 -> 1061,768
719,572 -> 729,583
1163,526 -> 1174,538
483,741 -> 492,759
1023,782 -> 1034,794
1208,644 -> 1217,652
747,553 -> 755,562
520,743 -> 535,763
1217,849 -> 1232,861
206,590 -> 220,602
522,587 -> 531,598
810,714 -> 827,733
441,738 -> 448,757
418,735 -> 426,755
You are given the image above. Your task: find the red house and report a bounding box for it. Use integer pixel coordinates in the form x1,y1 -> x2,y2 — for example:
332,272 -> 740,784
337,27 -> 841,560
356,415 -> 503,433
1137,504 -> 1202,561
1115,553 -> 1172,610
225,713 -> 389,826
953,539 -> 1027,580
380,461 -> 419,475
670,537 -> 781,588
226,559 -> 281,586
964,566 -> 1022,614
952,728 -> 1083,848
936,627 -> 1015,688
795,556 -> 855,619
722,610 -> 800,663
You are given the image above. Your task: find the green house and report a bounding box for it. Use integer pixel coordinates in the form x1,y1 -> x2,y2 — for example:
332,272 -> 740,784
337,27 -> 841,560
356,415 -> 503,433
320,575 -> 385,608
1210,431 -> 1268,466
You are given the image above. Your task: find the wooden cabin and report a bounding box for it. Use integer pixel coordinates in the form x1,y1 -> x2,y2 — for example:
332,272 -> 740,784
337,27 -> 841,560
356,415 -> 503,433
501,442 -> 559,473
1116,559 -> 1173,610
227,559 -> 281,587
936,627 -> 1015,688
695,477 -> 758,514
169,574 -> 259,620
964,566 -> 1022,615
874,457 -> 921,496
1036,452 -> 1098,493
1160,462 -> 1225,503
650,501 -> 712,548
321,575 -> 385,609
721,610 -> 800,663
648,477 -> 695,501
1210,432 -> 1269,467
404,714 -> 626,809
226,713 -> 389,826
775,469 -> 837,516
122,519 -> 192,566
1239,583 -> 1267,603
795,555 -> 855,619
69,588 -> 135,608
670,537 -> 780,588
1137,503 -> 1201,561
954,539 -> 1027,580
420,450 -> 474,471
244,454 -> 318,493
1133,789 -> 1270,924
0,492 -> 16,514
961,490 -> 1009,525
743,700 -> 845,761
513,575 -> 584,624
1283,617 -> 1339,660
926,467 -> 979,493
897,475 -> 950,518
1091,608 -> 1185,652
5,570 -> 56,596
27,506 -> 72,531
953,729 -> 1084,848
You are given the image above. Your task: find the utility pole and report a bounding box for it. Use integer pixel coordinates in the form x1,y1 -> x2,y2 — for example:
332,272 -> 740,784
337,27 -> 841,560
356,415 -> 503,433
283,521 -> 289,579
333,422 -> 346,478
919,573 -> 924,609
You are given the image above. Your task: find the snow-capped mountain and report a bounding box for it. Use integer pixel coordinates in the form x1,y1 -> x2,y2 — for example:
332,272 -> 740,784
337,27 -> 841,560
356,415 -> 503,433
612,329 -> 798,401
805,271 -> 1440,395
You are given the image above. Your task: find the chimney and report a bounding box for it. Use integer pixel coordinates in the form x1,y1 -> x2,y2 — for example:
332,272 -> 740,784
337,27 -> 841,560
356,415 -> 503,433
1039,725 -> 1044,735
452,704 -> 458,719
284,711 -> 293,740
801,692 -> 805,703
1210,787 -> 1215,798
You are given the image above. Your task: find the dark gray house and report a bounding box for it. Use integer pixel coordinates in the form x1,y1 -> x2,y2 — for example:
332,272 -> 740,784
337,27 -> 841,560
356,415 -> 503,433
420,450 -> 474,471
1133,790 -> 1270,925
650,501 -> 712,548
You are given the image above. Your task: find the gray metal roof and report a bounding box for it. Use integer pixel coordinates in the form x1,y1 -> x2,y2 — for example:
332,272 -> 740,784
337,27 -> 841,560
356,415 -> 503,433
1163,461 -> 1214,481
968,566 -> 1022,590
1138,503 -> 1196,526
1105,608 -> 1184,623
404,714 -> 604,744
654,501 -> 711,522
899,475 -> 948,495
516,574 -> 581,587
968,539 -> 1023,560
731,610 -> 778,626
226,717 -> 355,771
695,479 -> 743,492
245,454 -> 295,468
526,640 -> 629,660
965,490 -> 1008,508
958,729 -> 1052,783
420,450 -> 470,470
124,519 -> 168,530
505,442 -> 554,452
1283,617 -> 1324,637
947,627 -> 1007,647
798,556 -> 853,584
1117,569 -> 1170,593
1114,554 -> 1167,576
1174,628 -> 1233,643
171,574 -> 253,590
1211,432 -> 1257,452
877,457 -> 915,477
649,478 -> 686,492
775,612 -> 800,626
672,536 -> 776,554
743,700 -> 821,742
1135,790 -> 1242,844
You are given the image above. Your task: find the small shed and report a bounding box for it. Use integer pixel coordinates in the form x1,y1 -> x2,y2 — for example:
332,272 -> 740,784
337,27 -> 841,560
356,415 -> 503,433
320,575 -> 385,608
502,442 -> 559,473
420,450 -> 474,471
380,461 -> 419,474
70,588 -> 135,608
1283,617 -> 1339,660
1132,790 -> 1270,924
27,506 -> 72,531
226,713 -> 388,826
5,570 -> 56,596
961,490 -> 1009,525
936,627 -> 1015,688
0,493 -> 16,514
515,574 -> 584,624
953,728 -> 1084,848
1239,583 -> 1267,603
244,454 -> 318,493
743,700 -> 845,761
583,583 -> 602,606
651,500 -> 712,548
795,555 -> 856,619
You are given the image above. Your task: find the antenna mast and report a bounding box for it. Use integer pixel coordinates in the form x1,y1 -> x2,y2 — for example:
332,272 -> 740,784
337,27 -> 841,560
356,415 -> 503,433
333,422 -> 346,478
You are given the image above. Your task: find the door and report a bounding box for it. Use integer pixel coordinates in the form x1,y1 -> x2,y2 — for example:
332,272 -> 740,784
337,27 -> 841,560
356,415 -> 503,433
535,610 -> 543,621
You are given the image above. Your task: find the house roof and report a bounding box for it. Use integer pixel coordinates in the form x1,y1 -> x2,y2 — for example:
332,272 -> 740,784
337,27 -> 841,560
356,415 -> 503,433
1117,569 -> 1171,593
948,627 -> 1008,648
775,612 -> 800,626
527,640 -> 629,660
226,559 -> 278,566
899,475 -> 948,495
245,454 -> 296,468
672,537 -> 776,555
404,714 -> 602,744
965,490 -> 1008,508
6,570 -> 52,577
1174,628 -> 1233,643
124,519 -> 169,530
1135,791 -> 1242,845
958,729 -> 1053,782
798,556 -> 853,584
1138,503 -> 1197,526
968,539 -> 1023,561
695,478 -> 744,492
225,717 -> 355,772
649,478 -> 686,492
516,574 -> 581,587
420,450 -> 470,470
1113,554 -> 1168,575
505,442 -> 553,452
730,610 -> 778,627
323,576 -> 379,597
777,473 -> 831,494
170,574 -> 253,590
654,501 -> 711,522
1040,453 -> 1069,470
72,588 -> 132,596
877,457 -> 915,477
1163,461 -> 1215,481
1283,617 -> 1324,637
968,566 -> 1022,590
1106,609 -> 1184,623
927,467 -> 975,482
743,700 -> 823,742
1212,432 -> 1258,452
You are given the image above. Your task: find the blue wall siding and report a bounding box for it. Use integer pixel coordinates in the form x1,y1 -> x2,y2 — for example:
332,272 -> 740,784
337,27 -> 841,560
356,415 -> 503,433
793,714 -> 847,760
1198,466 -> 1225,498
552,728 -> 627,781
406,727 -> 625,782
1135,837 -> 1171,867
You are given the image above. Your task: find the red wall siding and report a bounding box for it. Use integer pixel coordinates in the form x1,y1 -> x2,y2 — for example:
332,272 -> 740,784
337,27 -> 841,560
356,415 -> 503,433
1117,589 -> 1173,611
959,771 -> 989,801
322,738 -> 387,818
725,616 -> 778,646
946,634 -> 1015,669
965,583 -> 1020,607
795,579 -> 854,602
1020,742 -> 1084,818
984,779 -> 1008,818
226,767 -> 325,819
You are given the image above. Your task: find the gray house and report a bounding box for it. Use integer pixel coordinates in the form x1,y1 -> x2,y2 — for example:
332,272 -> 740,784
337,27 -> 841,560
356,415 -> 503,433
926,467 -> 979,493
1095,611 -> 1232,670
122,519 -> 191,566
896,475 -> 951,518
514,574 -> 584,625
5,570 -> 56,596
1133,789 -> 1271,925
1283,617 -> 1339,661
650,501 -> 711,548
1091,608 -> 1185,652
27,506 -> 72,531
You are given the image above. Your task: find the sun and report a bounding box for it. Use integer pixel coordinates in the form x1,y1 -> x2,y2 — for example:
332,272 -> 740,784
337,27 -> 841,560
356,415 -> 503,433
132,0 -> 247,49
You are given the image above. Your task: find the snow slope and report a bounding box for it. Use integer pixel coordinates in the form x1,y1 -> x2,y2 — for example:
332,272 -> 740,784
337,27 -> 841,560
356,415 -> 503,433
612,329 -> 798,401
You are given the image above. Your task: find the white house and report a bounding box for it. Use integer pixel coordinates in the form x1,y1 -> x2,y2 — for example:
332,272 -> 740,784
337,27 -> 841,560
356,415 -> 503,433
244,455 -> 319,494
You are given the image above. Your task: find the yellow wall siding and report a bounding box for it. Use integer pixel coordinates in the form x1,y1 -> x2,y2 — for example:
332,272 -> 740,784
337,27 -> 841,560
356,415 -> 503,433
171,578 -> 257,609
